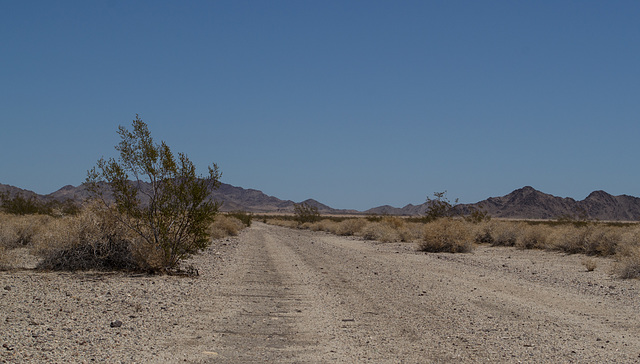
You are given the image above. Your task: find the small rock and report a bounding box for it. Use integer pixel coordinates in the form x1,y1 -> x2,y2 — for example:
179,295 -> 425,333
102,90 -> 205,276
110,320 -> 123,328
3,286 -> 10,291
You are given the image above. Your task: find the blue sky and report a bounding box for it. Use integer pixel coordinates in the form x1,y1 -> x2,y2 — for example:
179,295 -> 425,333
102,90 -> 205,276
1,1 -> 639,211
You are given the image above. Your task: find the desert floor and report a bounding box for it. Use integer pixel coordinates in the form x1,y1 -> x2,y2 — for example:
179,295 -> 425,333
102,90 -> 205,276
2,222 -> 640,363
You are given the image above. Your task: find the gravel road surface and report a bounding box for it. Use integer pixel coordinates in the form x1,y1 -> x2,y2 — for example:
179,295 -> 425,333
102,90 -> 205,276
2,222 -> 640,363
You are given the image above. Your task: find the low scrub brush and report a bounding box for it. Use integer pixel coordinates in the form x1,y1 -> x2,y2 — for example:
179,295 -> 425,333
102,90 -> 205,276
360,222 -> 401,243
35,205 -> 141,271
419,218 -> 474,253
516,225 -> 550,250
208,216 -> 245,239
614,245 -> 640,279
585,227 -> 620,256
491,222 -> 524,247
335,218 -> 367,236
548,225 -> 590,254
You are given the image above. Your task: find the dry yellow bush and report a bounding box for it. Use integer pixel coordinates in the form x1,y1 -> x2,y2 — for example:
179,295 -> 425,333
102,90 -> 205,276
585,227 -> 620,256
491,221 -> 525,247
516,225 -> 551,250
266,219 -> 299,228
471,221 -> 496,244
303,219 -> 337,232
582,257 -> 598,272
335,218 -> 367,236
419,218 -> 474,253
548,225 -> 591,254
34,204 -> 142,271
381,216 -> 406,230
397,222 -> 425,242
360,222 -> 401,243
0,213 -> 52,249
208,216 -> 245,239
614,245 -> 640,279
0,246 -> 11,270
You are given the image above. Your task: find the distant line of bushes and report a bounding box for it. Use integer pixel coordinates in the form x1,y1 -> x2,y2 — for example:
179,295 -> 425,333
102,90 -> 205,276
0,192 -> 80,216
265,215 -> 640,279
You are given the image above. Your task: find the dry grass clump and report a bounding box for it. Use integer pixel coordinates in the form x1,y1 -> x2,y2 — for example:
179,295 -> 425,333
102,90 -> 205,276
266,218 -> 299,229
381,216 -> 406,230
419,219 -> 474,253
582,257 -> 598,272
490,221 -> 527,247
516,225 -> 551,250
471,221 -> 496,245
360,222 -> 401,243
0,213 -> 52,249
614,245 -> 640,279
208,215 -> 245,240
303,219 -> 338,232
334,218 -> 368,236
36,204 -> 146,271
548,225 -> 591,254
34,205 -> 142,271
584,227 -> 620,256
0,202 -> 247,273
0,246 -> 12,270
397,222 -> 426,242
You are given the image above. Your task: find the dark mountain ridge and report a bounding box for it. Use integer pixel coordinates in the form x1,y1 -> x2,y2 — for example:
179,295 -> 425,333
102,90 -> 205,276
2,183 -> 640,221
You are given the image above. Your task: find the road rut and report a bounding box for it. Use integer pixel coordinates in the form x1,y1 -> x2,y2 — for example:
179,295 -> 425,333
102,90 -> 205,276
170,222 -> 640,363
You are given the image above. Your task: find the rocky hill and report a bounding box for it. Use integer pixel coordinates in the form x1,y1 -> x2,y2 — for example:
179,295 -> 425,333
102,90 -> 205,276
0,182 -> 355,215
365,186 -> 640,221
2,183 -> 640,220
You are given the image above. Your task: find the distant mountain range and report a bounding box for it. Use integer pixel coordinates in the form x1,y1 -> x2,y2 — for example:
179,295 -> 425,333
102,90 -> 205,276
2,183 -> 640,221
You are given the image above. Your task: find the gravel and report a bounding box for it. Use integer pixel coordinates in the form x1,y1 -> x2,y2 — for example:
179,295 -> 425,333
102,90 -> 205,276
2,222 -> 640,363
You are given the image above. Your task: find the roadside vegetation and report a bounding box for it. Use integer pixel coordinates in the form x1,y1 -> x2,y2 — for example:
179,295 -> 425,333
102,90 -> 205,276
0,207 -> 251,272
0,116 -> 251,274
263,213 -> 640,279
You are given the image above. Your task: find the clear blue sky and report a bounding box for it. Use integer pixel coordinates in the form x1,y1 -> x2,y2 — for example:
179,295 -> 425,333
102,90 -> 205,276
2,1 -> 639,211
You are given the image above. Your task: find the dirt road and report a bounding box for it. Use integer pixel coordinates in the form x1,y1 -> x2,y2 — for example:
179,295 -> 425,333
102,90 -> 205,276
2,222 -> 639,363
168,222 -> 640,363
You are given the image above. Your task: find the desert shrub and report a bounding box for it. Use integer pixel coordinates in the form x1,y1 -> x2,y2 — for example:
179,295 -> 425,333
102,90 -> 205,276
472,221 -> 495,245
584,227 -> 620,256
334,218 -> 367,236
86,116 -> 221,272
491,222 -> 524,247
397,222 -> 425,242
0,213 -> 52,249
0,193 -> 79,216
266,218 -> 299,228
464,207 -> 491,224
516,225 -> 550,250
35,205 -> 142,271
419,218 -> 474,253
366,214 -> 385,222
381,216 -> 406,230
0,246 -> 11,270
227,211 -> 253,227
423,191 -> 459,222
293,202 -> 320,224
582,257 -> 598,272
0,247 -> 8,270
360,222 -> 401,243
614,245 -> 640,279
0,192 -> 41,215
548,225 -> 592,254
302,219 -> 336,232
208,216 -> 245,240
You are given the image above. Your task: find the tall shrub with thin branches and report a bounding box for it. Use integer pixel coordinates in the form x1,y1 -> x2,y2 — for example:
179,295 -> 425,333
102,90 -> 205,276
86,115 -> 221,272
